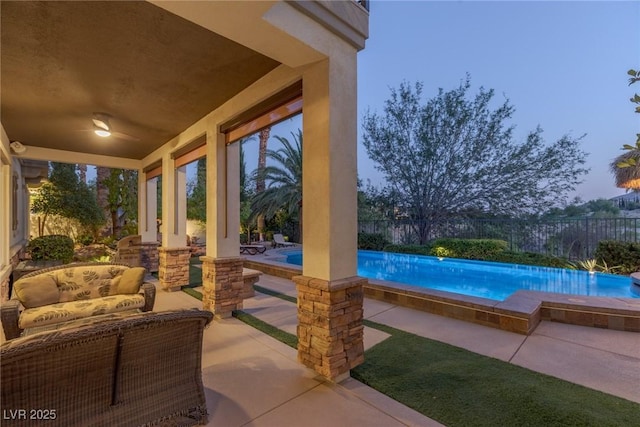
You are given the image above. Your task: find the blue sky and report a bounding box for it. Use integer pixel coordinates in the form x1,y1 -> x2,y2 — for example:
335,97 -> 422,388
248,1 -> 639,204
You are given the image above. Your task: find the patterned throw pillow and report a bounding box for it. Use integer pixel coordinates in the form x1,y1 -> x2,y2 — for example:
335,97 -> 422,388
14,275 -> 59,308
117,267 -> 146,294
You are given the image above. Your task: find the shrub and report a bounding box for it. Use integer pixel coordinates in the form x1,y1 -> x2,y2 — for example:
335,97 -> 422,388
594,240 -> 640,275
77,234 -> 94,246
27,235 -> 74,263
383,244 -> 430,255
358,233 -> 389,251
487,251 -> 569,269
429,238 -> 508,259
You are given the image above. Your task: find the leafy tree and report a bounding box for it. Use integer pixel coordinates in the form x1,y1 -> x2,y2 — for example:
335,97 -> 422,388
362,77 -> 589,243
251,129 -> 303,242
187,158 -> 207,222
101,168 -> 138,237
31,162 -> 105,237
585,198 -> 619,216
358,179 -> 397,221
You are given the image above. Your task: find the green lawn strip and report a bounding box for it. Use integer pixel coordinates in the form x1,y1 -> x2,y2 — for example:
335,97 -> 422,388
232,310 -> 298,349
183,257 -> 203,288
253,284 -> 297,303
351,321 -> 639,427
182,286 -> 203,301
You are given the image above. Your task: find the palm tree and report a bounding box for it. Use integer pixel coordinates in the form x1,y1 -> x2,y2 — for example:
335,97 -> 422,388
256,127 -> 271,241
611,150 -> 640,190
251,129 -> 302,242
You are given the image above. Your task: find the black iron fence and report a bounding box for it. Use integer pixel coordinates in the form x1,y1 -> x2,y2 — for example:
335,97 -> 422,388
358,217 -> 640,260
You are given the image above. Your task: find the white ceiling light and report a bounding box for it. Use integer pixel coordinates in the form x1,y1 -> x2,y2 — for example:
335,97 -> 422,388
92,113 -> 111,137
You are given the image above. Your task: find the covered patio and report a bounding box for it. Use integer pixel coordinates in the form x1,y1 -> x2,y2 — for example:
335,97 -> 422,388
1,0 -> 369,381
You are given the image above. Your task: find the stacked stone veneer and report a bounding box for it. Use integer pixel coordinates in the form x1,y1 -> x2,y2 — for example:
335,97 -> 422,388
115,246 -> 141,268
158,247 -> 191,291
293,275 -> 366,381
140,242 -> 160,273
200,256 -> 244,319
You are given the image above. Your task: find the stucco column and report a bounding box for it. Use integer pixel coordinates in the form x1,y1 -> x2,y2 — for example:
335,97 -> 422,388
0,153 -> 10,302
138,176 -> 160,273
201,129 -> 243,317
158,159 -> 189,291
139,175 -> 158,243
295,53 -> 366,381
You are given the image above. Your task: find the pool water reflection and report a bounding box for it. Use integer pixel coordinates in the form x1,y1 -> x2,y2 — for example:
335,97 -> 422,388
284,250 -> 637,301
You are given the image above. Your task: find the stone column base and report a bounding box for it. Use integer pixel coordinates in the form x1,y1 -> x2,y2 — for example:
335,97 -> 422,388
158,247 -> 191,291
141,242 -> 160,273
293,275 -> 366,382
200,256 -> 244,319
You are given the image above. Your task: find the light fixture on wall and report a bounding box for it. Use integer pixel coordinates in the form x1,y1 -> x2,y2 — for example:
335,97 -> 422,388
9,140 -> 26,154
92,113 -> 112,137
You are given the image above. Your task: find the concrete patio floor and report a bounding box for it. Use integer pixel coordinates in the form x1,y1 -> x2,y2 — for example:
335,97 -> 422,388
2,270 -> 638,426
154,277 -> 442,427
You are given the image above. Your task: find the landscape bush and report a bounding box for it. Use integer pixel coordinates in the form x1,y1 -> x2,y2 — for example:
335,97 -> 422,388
594,240 -> 640,274
358,233 -> 389,251
382,239 -> 568,269
486,251 -> 569,269
382,244 -> 430,255
429,238 -> 508,259
27,235 -> 74,263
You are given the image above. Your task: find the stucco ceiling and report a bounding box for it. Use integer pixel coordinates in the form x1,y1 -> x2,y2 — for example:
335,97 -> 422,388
1,1 -> 280,160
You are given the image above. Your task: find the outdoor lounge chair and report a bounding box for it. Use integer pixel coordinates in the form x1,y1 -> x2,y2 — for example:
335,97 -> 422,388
273,233 -> 296,248
240,244 -> 267,255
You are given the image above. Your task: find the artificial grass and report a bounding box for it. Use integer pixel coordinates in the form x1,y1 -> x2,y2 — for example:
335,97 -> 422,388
180,277 -> 639,426
233,310 -> 298,349
253,284 -> 297,303
352,320 -> 639,427
186,257 -> 203,288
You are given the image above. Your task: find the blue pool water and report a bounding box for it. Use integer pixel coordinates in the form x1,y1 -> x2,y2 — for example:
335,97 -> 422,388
284,250 -> 638,301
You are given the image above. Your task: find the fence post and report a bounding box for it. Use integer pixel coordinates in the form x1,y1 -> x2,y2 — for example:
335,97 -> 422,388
585,217 -> 589,258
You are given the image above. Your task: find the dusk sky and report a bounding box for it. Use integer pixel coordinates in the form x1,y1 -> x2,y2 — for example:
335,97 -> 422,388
246,0 -> 639,204
356,0 -> 640,202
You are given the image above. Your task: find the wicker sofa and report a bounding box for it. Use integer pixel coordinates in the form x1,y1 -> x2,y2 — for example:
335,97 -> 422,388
1,262 -> 155,340
1,309 -> 213,426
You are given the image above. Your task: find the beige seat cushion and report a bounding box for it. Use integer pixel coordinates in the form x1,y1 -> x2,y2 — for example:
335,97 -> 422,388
19,294 -> 145,329
14,275 -> 59,308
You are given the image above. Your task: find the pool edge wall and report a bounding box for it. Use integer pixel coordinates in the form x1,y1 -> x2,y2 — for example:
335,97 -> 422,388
243,257 -> 640,335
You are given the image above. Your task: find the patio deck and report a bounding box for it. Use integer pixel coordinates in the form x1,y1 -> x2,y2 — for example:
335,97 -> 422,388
2,272 -> 638,425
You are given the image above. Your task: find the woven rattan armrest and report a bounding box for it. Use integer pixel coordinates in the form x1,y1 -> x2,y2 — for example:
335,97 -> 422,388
0,299 -> 22,340
141,282 -> 156,312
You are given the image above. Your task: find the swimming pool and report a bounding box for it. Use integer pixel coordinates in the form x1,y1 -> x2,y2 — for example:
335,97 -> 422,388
284,250 -> 637,301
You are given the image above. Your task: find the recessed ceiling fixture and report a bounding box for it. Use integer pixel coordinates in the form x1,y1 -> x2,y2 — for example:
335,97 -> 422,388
92,113 -> 112,137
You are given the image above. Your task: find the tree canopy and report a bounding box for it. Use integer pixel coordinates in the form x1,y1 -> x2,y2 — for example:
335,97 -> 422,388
362,77 -> 589,243
31,162 -> 105,236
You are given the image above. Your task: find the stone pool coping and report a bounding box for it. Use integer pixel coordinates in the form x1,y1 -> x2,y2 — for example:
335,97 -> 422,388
244,254 -> 640,335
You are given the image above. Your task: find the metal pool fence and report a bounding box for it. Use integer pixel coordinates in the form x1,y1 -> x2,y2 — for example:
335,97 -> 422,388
358,217 -> 640,260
